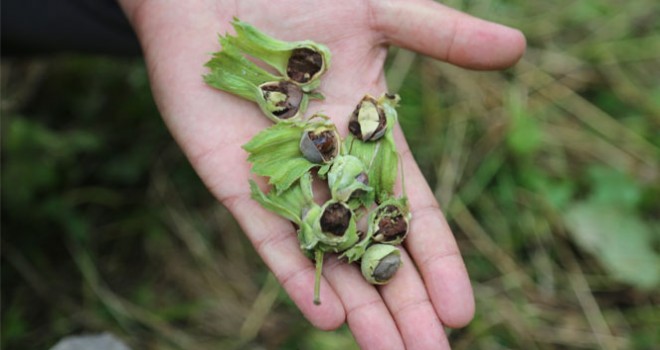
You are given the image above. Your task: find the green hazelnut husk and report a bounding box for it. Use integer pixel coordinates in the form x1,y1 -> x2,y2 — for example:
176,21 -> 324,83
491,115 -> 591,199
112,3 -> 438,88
348,95 -> 387,142
327,154 -> 373,204
259,81 -> 307,121
313,200 -> 359,252
299,116 -> 341,164
344,93 -> 401,202
305,200 -> 358,306
204,37 -> 310,123
361,244 -> 402,285
229,18 -> 331,90
370,197 -> 411,245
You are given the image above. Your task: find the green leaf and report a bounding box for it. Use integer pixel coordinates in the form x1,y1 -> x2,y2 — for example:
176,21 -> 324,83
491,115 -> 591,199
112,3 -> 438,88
563,201 -> 660,290
243,122 -> 317,193
204,38 -> 279,101
249,177 -> 310,225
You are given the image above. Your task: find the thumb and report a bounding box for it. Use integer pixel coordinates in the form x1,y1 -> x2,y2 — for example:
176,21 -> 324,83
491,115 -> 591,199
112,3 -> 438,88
369,0 -> 526,70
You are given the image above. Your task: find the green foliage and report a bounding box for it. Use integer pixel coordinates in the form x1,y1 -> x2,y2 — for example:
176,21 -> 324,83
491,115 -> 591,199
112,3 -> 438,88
1,302 -> 28,344
1,56 -> 189,350
564,167 -> 660,289
505,87 -> 543,156
4,117 -> 98,207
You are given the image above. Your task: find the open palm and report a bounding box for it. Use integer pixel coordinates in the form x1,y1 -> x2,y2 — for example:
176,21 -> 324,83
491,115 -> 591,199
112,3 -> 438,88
118,0 -> 525,348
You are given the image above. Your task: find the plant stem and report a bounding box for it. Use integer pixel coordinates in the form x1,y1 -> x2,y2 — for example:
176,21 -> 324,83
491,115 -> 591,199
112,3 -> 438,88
313,249 -> 324,305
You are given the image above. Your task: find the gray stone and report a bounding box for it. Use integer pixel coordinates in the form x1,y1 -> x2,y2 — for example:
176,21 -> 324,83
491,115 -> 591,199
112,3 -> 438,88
50,333 -> 131,350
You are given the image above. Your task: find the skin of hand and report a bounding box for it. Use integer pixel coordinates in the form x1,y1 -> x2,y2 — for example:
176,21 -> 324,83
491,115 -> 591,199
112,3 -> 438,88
116,0 -> 526,348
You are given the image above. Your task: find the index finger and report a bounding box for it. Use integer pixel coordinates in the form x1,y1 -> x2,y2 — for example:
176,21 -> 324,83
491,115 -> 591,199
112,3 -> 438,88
370,0 -> 526,70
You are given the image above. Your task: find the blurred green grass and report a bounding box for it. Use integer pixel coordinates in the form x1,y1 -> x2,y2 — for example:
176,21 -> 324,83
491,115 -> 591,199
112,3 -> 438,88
2,0 -> 659,349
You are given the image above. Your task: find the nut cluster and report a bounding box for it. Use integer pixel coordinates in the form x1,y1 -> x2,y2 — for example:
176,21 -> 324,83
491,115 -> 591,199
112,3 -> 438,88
204,19 -> 411,305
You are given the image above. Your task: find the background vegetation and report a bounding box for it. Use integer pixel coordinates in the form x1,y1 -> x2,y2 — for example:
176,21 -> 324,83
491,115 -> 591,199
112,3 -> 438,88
2,0 -> 659,349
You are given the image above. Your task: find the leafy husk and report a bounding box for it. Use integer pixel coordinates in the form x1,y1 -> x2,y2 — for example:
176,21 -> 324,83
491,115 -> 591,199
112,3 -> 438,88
345,93 -> 401,203
228,18 -> 331,91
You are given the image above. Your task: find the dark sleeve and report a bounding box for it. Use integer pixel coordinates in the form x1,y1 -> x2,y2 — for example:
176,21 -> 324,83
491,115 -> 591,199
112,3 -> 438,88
1,0 -> 141,56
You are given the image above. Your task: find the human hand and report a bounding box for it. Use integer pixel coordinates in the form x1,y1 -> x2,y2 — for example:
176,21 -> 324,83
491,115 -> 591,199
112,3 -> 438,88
117,0 -> 525,348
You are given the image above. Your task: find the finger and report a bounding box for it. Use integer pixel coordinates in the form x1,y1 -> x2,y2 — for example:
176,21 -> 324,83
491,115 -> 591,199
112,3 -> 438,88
220,189 -> 346,330
394,127 -> 475,328
380,250 -> 451,349
370,0 -> 526,70
324,255 -> 405,350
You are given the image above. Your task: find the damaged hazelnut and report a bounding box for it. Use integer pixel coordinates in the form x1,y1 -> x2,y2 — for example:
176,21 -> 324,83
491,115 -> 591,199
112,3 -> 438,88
320,201 -> 352,236
372,202 -> 410,244
348,95 -> 388,142
299,122 -> 341,163
361,244 -> 402,284
287,47 -> 325,84
260,81 -> 304,120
